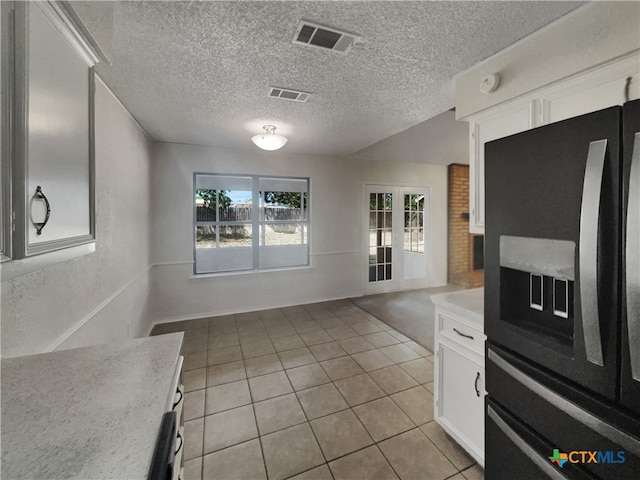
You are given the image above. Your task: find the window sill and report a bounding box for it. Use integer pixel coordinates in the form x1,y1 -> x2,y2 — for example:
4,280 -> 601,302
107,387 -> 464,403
189,264 -> 313,280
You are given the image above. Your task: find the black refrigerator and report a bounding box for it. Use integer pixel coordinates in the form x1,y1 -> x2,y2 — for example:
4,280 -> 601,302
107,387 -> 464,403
484,99 -> 640,479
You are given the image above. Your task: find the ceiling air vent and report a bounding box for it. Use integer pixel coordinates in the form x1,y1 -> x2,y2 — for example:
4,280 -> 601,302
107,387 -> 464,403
268,87 -> 312,103
293,20 -> 360,54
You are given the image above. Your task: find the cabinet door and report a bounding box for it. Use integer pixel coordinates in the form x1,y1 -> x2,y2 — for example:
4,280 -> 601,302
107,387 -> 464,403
13,1 -> 96,258
436,339 -> 485,464
0,2 -> 10,262
26,2 -> 93,251
542,65 -> 640,125
469,101 -> 537,234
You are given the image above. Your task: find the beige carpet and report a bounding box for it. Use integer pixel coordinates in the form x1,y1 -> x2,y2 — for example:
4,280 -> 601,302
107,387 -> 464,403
349,285 -> 462,353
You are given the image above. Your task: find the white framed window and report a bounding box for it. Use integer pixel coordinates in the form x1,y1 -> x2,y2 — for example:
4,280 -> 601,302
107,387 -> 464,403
194,173 -> 309,274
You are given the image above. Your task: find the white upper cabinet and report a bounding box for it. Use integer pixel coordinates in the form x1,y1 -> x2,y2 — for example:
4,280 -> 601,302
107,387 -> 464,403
7,1 -> 101,261
1,3 -> 10,262
541,56 -> 640,125
463,53 -> 640,235
468,101 -> 538,233
25,3 -> 92,248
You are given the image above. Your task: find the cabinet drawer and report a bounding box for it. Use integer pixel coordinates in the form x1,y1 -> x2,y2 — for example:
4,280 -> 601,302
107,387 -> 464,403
172,425 -> 184,480
167,356 -> 183,410
438,313 -> 484,354
174,384 -> 184,428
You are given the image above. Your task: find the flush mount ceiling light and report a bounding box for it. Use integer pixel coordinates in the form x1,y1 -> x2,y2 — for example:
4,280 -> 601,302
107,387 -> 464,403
251,125 -> 288,151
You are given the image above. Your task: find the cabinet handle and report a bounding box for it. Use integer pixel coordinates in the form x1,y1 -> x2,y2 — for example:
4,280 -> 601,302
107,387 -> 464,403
488,348 -> 640,456
175,432 -> 183,456
474,372 -> 481,397
173,388 -> 183,409
487,405 -> 568,480
453,328 -> 474,340
32,186 -> 51,235
626,132 -> 640,380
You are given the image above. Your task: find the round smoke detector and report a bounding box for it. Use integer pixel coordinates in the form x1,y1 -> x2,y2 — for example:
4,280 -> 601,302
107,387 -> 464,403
480,73 -> 500,95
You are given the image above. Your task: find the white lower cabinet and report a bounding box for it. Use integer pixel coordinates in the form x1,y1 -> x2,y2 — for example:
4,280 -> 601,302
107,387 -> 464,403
173,384 -> 185,480
436,339 -> 485,465
169,355 -> 185,480
173,425 -> 184,480
433,298 -> 486,467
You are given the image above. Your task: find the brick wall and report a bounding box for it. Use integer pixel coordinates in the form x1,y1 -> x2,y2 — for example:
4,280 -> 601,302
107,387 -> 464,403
448,164 -> 484,288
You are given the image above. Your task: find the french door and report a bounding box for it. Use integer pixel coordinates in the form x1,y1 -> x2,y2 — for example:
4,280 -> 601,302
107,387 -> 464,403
364,185 -> 428,294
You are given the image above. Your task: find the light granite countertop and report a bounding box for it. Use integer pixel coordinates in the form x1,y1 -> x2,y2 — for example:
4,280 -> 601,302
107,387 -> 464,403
1,333 -> 183,480
431,287 -> 484,325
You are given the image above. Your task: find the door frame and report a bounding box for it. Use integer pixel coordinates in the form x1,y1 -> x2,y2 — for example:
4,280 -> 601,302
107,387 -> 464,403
363,183 -> 431,295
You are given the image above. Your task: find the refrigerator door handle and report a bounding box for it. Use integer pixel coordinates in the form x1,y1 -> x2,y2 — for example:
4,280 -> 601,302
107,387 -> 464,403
627,132 -> 640,381
487,405 -> 569,480
579,139 -> 607,366
488,348 -> 640,457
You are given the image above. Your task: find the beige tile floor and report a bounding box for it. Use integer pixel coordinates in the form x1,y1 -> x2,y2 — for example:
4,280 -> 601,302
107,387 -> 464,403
151,299 -> 485,480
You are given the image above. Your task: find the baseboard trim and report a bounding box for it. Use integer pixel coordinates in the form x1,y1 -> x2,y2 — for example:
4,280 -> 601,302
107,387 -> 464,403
147,291 -> 362,332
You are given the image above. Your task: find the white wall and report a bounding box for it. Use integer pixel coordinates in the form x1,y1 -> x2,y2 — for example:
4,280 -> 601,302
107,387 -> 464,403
352,110 -> 469,166
148,142 -> 448,324
0,78 -> 154,357
455,2 -> 640,119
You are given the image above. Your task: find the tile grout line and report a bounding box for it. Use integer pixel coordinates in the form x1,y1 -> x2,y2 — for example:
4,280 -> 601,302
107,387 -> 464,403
291,379 -> 331,479
352,395 -> 418,440
198,318 -> 212,480
420,425 -> 474,477
375,437 -> 405,480
251,393 -> 270,479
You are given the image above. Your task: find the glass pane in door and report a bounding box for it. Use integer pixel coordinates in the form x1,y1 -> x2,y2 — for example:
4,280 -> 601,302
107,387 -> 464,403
369,192 -> 393,283
404,194 -> 425,252
404,193 -> 426,280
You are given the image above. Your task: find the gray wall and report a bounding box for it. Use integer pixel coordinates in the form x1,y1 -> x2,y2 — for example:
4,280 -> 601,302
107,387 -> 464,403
147,142 -> 449,324
352,110 -> 469,166
1,78 -> 154,357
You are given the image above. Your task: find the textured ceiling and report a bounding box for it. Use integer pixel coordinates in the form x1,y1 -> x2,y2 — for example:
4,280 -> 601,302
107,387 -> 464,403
95,1 -> 583,157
